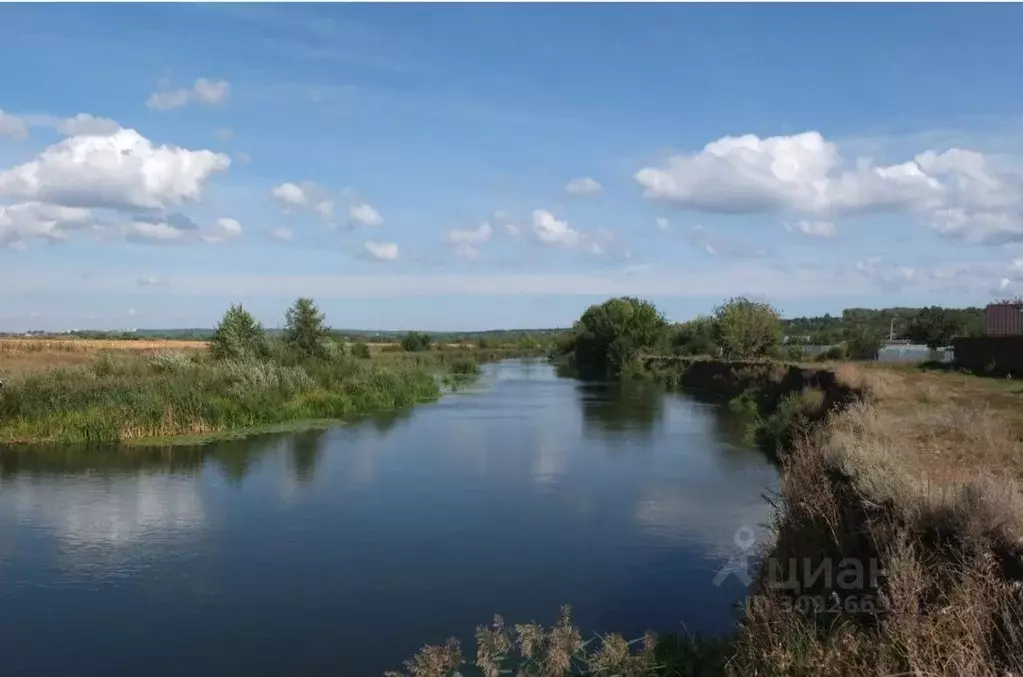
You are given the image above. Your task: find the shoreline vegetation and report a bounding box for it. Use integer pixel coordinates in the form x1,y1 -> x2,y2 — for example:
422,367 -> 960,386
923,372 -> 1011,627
391,297 -> 1023,676
0,299 -> 546,446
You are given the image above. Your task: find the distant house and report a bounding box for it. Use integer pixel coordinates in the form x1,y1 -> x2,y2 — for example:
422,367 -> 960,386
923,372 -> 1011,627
984,302 -> 1023,336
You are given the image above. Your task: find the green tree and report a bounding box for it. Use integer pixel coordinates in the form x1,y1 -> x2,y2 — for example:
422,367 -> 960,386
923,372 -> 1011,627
906,306 -> 965,350
844,326 -> 883,360
713,297 -> 781,359
400,331 -> 433,352
571,297 -> 667,374
283,297 -> 330,358
670,316 -> 719,357
210,304 -> 268,360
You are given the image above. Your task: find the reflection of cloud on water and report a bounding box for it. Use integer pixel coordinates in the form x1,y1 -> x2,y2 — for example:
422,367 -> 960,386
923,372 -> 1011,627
633,482 -> 775,562
6,474 -> 205,549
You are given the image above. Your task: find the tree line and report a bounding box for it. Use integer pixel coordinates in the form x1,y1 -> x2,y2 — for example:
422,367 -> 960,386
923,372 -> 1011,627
558,296 -> 984,375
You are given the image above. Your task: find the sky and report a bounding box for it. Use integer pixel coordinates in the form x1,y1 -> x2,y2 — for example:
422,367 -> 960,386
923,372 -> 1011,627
4,4 -> 1023,331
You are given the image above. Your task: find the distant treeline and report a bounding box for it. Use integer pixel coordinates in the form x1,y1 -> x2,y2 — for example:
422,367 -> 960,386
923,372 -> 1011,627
4,307 -> 987,348
781,306 -> 985,345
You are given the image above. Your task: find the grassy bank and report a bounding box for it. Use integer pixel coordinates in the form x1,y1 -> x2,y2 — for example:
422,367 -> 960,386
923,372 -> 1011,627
390,358 -> 1023,676
0,349 -> 442,445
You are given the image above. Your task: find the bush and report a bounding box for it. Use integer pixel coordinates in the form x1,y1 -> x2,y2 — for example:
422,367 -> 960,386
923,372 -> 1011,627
210,304 -> 268,361
713,297 -> 781,359
351,341 -> 371,359
570,297 -> 667,375
400,331 -> 432,352
449,359 -> 479,376
671,316 -> 719,357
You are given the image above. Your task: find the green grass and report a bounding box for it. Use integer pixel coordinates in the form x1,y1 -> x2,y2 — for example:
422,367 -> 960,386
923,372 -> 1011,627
0,349 -> 441,445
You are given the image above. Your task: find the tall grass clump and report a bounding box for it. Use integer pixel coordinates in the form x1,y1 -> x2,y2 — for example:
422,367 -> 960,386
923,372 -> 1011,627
0,299 -> 441,444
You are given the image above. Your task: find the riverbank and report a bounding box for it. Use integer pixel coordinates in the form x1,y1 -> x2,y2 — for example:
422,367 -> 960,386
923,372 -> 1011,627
658,357 -> 1023,675
0,348 -> 445,445
392,357 -> 1023,676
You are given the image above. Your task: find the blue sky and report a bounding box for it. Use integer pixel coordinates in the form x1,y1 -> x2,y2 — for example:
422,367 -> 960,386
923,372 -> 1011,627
4,4 -> 1023,331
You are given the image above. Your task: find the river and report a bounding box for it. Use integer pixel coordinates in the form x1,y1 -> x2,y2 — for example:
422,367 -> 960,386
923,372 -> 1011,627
0,359 -> 778,676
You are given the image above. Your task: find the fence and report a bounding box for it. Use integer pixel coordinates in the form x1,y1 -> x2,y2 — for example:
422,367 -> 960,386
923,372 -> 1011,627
952,335 -> 1023,373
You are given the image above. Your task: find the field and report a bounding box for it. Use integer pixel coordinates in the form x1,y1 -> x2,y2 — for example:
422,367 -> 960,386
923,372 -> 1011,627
0,338 -> 209,380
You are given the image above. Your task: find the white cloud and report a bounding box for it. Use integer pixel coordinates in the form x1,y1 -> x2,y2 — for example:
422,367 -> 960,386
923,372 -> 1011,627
124,220 -> 189,243
147,78 -> 231,111
0,129 -> 230,211
532,209 -> 581,246
270,227 -> 294,242
785,219 -> 838,237
215,127 -> 234,141
56,114 -> 120,137
127,307 -> 138,317
235,152 -> 252,165
0,202 -> 92,247
137,275 -> 168,287
0,110 -> 28,138
364,240 -> 398,260
635,130 -> 1023,244
202,217 -> 242,244
446,222 -> 492,245
271,182 -> 308,207
504,222 -> 521,236
655,217 -> 671,231
564,176 -> 602,195
349,202 -> 383,227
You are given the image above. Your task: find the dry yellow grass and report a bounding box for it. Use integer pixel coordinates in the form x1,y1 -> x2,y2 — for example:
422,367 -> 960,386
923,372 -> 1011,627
0,338 -> 208,379
732,362 -> 1023,676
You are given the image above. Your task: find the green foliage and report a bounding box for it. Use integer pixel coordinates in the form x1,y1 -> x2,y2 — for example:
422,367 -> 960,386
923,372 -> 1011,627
570,297 -> 668,375
283,297 -> 331,358
400,331 -> 433,352
712,297 -> 781,359
844,326 -> 883,360
210,304 -> 269,361
670,316 -> 719,357
351,341 -> 371,359
906,306 -> 967,350
448,359 -> 479,376
783,344 -> 806,361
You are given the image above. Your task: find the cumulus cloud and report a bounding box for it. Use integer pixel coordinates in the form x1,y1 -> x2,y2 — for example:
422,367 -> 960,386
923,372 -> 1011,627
364,240 -> 398,261
55,114 -> 120,137
532,209 -> 581,246
349,203 -> 383,227
202,217 -> 242,244
147,78 -> 231,111
0,129 -> 230,211
271,182 -> 308,207
270,227 -> 294,242
137,275 -> 168,287
564,176 -> 602,195
446,222 -> 492,245
785,219 -> 837,237
314,200 -> 334,219
635,130 -> 1023,244
0,110 -> 29,138
124,219 -> 190,244
655,217 -> 671,231
453,244 -> 481,260
0,202 -> 92,247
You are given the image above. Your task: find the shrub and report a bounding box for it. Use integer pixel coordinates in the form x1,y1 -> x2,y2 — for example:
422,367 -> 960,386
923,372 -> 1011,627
713,297 -> 781,359
400,331 -> 433,352
351,341 -> 371,359
570,297 -> 667,375
210,304 -> 268,361
671,316 -> 719,357
449,359 -> 479,376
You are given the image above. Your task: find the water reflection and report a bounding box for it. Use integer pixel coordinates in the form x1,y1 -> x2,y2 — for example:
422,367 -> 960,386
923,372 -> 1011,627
0,360 -> 778,677
577,379 -> 665,436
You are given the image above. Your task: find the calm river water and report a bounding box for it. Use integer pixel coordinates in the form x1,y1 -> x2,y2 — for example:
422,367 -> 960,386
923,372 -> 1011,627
0,359 -> 777,676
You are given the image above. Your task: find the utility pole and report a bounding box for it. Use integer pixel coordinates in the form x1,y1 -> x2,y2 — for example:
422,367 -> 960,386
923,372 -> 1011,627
889,318 -> 895,343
